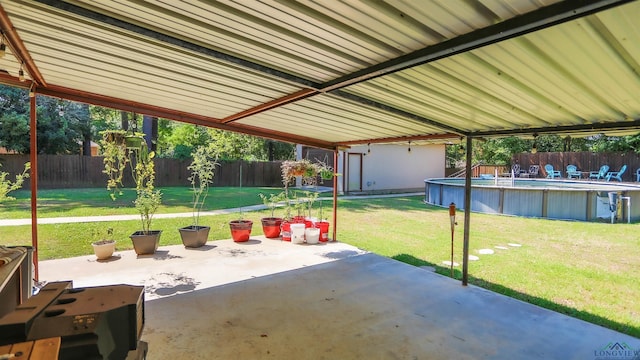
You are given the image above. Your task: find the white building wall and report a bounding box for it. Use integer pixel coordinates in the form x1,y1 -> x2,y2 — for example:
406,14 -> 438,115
344,144 -> 445,192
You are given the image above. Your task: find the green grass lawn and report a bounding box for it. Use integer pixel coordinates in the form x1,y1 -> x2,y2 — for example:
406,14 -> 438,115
0,187 -> 289,219
0,189 -> 638,339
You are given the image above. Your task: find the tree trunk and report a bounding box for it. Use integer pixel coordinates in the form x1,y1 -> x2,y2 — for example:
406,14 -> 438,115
142,115 -> 158,152
121,111 -> 128,131
81,103 -> 91,156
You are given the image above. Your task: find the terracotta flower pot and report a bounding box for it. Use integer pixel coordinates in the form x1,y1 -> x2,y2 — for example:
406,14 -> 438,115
229,220 -> 253,242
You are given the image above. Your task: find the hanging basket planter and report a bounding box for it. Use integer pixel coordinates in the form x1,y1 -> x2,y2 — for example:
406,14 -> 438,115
124,135 -> 145,150
102,130 -> 126,144
320,169 -> 334,180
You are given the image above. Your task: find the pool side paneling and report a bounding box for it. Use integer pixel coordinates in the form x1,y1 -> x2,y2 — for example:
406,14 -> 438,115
546,190 -> 588,221
425,178 -> 640,222
471,188 -> 501,214
503,188 -> 544,218
624,191 -> 640,221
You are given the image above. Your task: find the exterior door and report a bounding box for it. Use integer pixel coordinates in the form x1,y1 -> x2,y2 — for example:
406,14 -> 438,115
347,153 -> 362,192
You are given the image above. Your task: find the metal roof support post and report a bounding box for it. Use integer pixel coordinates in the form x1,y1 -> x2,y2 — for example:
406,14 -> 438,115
462,136 -> 472,286
332,149 -> 339,242
29,92 -> 39,281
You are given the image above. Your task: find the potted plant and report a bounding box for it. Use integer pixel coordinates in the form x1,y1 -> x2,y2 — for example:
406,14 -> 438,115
179,145 -> 219,248
315,198 -> 330,242
91,227 -> 116,260
280,192 -> 294,242
259,191 -> 285,238
301,191 -> 321,244
281,159 -> 321,188
124,133 -> 145,150
291,190 -> 307,224
129,145 -> 163,255
229,209 -> 253,242
101,130 -> 161,254
289,194 -> 306,244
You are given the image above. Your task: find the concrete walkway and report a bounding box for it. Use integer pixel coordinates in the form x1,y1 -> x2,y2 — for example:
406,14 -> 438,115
0,192 -> 425,226
37,239 -> 640,359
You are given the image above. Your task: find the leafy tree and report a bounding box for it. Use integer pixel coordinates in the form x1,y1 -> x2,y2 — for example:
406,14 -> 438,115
207,129 -> 295,161
587,133 -> 640,153
157,123 -> 294,160
0,85 -> 30,114
0,112 -> 30,153
0,85 -> 90,154
159,123 -> 210,159
89,106 -> 122,139
36,97 -> 90,154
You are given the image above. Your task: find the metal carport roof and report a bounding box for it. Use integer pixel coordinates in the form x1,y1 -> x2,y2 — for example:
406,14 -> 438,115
0,0 -> 638,149
2,0 -> 639,284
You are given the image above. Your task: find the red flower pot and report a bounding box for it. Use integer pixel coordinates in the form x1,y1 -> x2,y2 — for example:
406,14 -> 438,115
261,217 -> 283,238
281,221 -> 292,242
229,220 -> 253,242
315,221 -> 330,242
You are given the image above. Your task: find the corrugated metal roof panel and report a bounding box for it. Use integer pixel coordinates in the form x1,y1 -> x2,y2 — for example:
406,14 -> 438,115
341,1 -> 640,136
237,94 -> 444,143
6,1 -> 305,118
0,0 -> 637,147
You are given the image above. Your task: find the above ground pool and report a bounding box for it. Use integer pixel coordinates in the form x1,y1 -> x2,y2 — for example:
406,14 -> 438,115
424,178 -> 640,222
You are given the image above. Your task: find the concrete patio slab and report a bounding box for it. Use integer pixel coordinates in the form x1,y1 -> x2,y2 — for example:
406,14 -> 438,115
37,238 -> 639,359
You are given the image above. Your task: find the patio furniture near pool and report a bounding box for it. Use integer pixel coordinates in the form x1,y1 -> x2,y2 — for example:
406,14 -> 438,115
566,165 -> 581,179
544,164 -> 562,179
528,165 -> 540,178
589,165 -> 610,180
606,165 -> 627,182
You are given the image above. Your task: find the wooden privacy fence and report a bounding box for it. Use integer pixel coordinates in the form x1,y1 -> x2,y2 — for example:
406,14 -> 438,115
513,151 -> 640,182
0,155 -> 287,189
446,165 -> 509,178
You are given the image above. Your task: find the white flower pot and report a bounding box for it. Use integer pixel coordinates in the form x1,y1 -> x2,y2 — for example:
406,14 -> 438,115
305,227 -> 320,244
290,223 -> 306,244
92,240 -> 115,260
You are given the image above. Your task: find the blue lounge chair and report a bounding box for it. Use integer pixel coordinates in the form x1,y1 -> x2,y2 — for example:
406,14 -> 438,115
637,168 -> 640,182
589,165 -> 609,180
544,164 -> 561,179
566,165 -> 581,179
606,165 -> 626,182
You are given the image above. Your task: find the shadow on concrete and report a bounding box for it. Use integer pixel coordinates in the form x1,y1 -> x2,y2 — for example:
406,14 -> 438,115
95,255 -> 122,263
321,250 -> 362,259
146,272 -> 200,298
184,244 -> 217,252
136,250 -> 183,261
234,239 -> 262,245
141,253 -> 638,360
